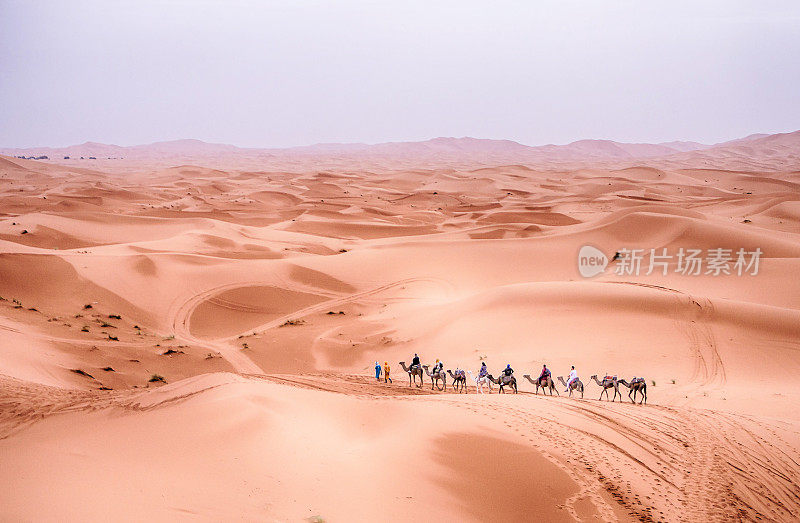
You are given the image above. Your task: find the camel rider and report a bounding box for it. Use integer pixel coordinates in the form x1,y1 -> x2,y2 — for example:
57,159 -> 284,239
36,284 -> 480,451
503,364 -> 514,377
434,359 -> 444,373
479,362 -> 488,378
565,365 -> 578,391
539,364 -> 551,383
411,353 -> 421,370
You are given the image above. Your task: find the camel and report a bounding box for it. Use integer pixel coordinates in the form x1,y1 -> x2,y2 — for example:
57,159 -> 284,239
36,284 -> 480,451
399,361 -> 424,388
618,378 -> 647,404
522,374 -> 560,396
447,369 -> 467,393
467,370 -> 492,394
422,365 -> 447,391
557,376 -> 584,399
486,373 -> 517,393
590,375 -> 622,402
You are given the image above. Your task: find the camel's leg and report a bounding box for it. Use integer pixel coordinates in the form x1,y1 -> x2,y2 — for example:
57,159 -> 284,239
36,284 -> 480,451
629,389 -> 635,403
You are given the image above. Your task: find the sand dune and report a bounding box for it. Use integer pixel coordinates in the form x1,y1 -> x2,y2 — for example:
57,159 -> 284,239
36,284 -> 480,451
1,131 -> 800,521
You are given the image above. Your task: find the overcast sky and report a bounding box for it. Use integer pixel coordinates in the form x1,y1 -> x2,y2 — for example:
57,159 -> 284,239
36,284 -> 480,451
1,0 -> 799,148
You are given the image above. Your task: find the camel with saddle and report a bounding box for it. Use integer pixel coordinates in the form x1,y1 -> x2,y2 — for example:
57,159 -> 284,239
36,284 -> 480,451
523,374 -> 560,396
590,375 -> 622,402
447,369 -> 467,393
422,365 -> 447,391
399,361 -> 424,387
618,377 -> 647,404
486,373 -> 517,393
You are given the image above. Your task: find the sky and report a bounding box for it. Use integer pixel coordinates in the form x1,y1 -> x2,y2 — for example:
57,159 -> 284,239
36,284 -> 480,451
1,0 -> 799,148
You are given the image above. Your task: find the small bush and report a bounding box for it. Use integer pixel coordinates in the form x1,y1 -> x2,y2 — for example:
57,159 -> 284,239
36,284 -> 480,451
81,325 -> 90,332
108,314 -> 121,319
149,374 -> 166,383
107,335 -> 118,341
83,304 -> 93,309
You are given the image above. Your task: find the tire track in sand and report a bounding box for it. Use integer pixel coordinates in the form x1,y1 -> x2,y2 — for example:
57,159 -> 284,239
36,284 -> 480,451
168,277 -> 452,374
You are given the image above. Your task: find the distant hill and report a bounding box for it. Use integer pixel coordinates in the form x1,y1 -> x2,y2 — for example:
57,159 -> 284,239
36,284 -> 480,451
2,131 -> 797,164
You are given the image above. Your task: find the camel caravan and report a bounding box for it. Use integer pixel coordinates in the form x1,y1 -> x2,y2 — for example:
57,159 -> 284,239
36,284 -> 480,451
394,355 -> 647,404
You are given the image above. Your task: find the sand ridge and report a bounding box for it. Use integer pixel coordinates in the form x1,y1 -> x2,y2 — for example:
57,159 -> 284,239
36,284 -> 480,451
1,134 -> 800,520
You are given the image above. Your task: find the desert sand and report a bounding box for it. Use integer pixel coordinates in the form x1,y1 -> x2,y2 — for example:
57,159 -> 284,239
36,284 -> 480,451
1,132 -> 800,521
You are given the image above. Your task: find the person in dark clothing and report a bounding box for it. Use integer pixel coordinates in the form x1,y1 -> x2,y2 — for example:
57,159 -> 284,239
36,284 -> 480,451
411,353 -> 421,369
503,364 -> 514,377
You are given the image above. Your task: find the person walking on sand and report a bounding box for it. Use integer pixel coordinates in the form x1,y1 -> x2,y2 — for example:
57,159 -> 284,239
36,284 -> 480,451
383,361 -> 392,383
374,361 -> 382,381
565,365 -> 578,392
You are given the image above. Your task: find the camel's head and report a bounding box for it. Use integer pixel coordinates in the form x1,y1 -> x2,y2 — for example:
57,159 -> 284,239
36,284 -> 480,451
590,374 -> 598,379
